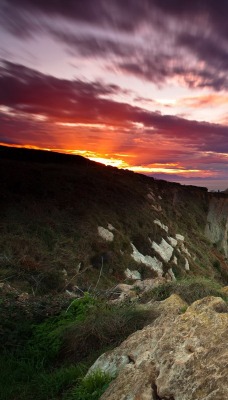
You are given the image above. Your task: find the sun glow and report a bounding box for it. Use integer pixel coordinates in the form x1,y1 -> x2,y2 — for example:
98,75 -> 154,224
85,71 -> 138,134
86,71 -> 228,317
0,142 -> 52,152
88,157 -> 128,168
127,165 -> 217,177
0,143 -> 217,179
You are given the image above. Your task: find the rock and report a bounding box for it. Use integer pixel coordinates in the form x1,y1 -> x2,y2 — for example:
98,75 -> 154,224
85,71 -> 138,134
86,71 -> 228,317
116,283 -> 133,292
17,292 -> 29,302
131,244 -> 163,276
184,257 -> 190,271
98,226 -> 114,242
124,268 -> 141,280
220,286 -> 228,296
173,255 -> 178,265
89,295 -> 228,400
62,268 -> 68,277
112,279 -> 168,303
151,204 -> 162,212
147,192 -> 155,201
0,283 -> 18,295
108,223 -> 115,231
134,277 -> 166,293
180,242 -> 191,257
167,268 -> 176,281
176,233 -> 185,241
111,283 -> 137,302
205,196 -> 228,257
151,238 -> 174,262
116,283 -> 136,301
167,236 -> 178,247
154,219 -> 169,232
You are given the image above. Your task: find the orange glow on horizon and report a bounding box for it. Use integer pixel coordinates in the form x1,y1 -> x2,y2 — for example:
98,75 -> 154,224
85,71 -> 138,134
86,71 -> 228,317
0,142 -> 52,152
0,142 -> 217,179
128,165 -> 216,177
88,157 -> 129,168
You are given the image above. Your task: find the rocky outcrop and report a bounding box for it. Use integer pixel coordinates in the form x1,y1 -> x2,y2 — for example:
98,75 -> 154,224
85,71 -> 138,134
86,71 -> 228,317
88,295 -> 228,400
205,195 -> 228,258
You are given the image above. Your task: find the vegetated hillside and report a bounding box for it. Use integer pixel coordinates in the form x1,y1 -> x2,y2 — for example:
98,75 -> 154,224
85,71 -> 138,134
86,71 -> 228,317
1,145 -> 228,400
0,144 -> 228,295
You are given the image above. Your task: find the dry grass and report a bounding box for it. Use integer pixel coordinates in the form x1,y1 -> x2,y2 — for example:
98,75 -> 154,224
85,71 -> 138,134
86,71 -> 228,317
0,145 -> 226,294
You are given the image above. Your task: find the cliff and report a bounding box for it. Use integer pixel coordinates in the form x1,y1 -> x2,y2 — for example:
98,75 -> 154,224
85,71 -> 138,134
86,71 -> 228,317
205,193 -> 228,258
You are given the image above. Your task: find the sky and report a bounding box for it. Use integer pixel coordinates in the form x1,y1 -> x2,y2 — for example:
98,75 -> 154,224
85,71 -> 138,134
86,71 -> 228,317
0,0 -> 228,190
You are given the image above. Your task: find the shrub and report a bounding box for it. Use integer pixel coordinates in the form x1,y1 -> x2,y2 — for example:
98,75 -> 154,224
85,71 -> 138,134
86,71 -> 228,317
25,293 -> 96,365
0,354 -> 86,400
0,293 -> 154,400
0,294 -> 97,400
36,269 -> 66,294
30,364 -> 86,400
61,302 -> 155,362
67,370 -> 112,400
140,277 -> 227,305
0,297 -> 33,352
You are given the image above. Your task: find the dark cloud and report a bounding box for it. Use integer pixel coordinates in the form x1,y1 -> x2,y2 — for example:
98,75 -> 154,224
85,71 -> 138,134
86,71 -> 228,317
51,28 -> 228,91
177,33 -> 228,72
51,30 -> 133,58
2,0 -> 228,38
118,53 -> 172,85
0,0 -> 152,36
119,55 -> 228,91
152,0 -> 228,38
1,1 -> 228,91
1,61 -> 228,153
52,28 -> 228,91
0,60 -> 126,123
0,1 -> 42,37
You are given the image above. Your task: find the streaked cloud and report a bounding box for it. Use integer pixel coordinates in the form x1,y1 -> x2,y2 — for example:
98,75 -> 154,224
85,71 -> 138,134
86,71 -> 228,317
0,1 -> 228,189
0,60 -> 228,184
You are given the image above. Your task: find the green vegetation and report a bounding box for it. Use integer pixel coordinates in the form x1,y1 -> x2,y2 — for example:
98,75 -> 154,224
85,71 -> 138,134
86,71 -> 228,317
1,145 -> 224,295
67,371 -> 113,400
1,146 -> 228,399
1,278 -> 226,399
0,293 -> 152,400
140,277 -> 228,305
61,299 -> 155,362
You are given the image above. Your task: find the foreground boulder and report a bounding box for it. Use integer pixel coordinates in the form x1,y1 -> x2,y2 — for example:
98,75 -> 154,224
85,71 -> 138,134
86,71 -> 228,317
88,295 -> 228,400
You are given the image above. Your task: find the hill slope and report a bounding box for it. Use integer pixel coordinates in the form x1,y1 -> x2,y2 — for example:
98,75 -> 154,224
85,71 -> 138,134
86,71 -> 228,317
1,145 -> 228,400
0,145 -> 228,295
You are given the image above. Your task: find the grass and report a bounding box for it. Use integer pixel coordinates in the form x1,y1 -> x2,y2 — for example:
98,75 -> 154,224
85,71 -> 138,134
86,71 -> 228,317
0,278 -> 226,400
1,146 -> 228,398
61,301 -> 155,362
0,354 -> 87,400
140,277 -> 228,305
67,370 -> 113,400
1,144 -> 226,295
0,293 -> 153,400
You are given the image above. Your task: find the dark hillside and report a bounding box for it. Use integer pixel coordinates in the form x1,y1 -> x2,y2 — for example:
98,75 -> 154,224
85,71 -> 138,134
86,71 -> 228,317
0,145 -> 227,295
1,145 -> 228,400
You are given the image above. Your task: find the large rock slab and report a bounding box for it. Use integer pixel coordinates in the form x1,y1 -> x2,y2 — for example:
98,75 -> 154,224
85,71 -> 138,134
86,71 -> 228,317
88,295 -> 228,400
205,196 -> 228,257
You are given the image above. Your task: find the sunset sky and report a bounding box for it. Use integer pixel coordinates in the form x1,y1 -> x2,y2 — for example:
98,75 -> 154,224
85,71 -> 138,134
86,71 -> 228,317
0,0 -> 228,190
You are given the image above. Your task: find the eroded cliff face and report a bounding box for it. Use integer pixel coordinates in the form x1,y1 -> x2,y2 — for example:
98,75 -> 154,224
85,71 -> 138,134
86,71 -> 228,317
205,194 -> 228,258
88,294 -> 228,400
